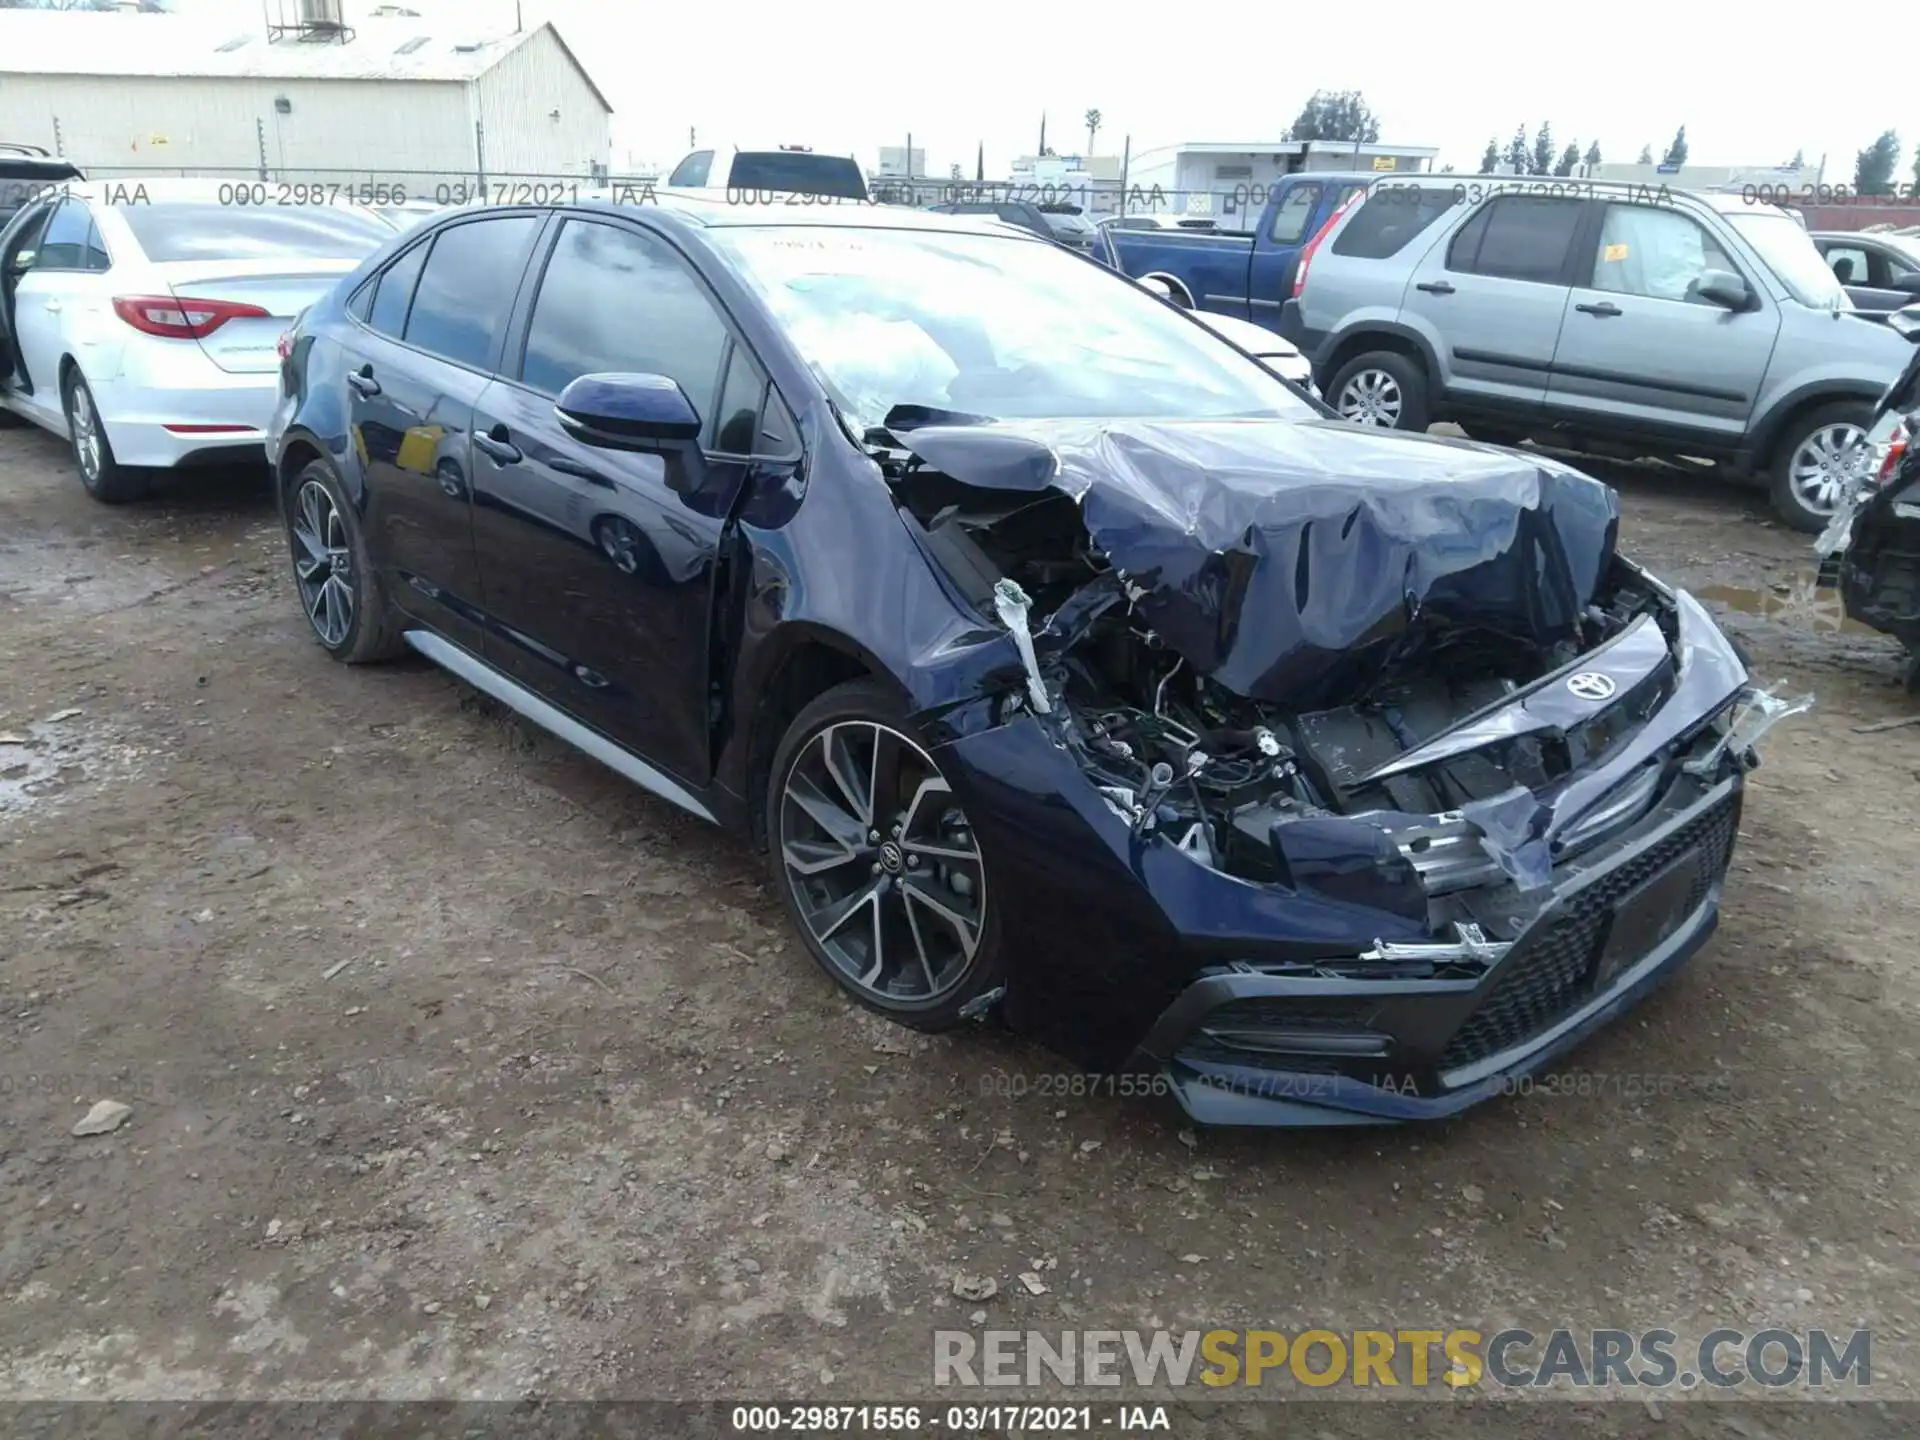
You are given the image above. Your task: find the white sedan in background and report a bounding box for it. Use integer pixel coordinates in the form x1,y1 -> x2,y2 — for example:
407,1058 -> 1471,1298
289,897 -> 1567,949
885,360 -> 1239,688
1134,272 -> 1317,396
0,179 -> 393,502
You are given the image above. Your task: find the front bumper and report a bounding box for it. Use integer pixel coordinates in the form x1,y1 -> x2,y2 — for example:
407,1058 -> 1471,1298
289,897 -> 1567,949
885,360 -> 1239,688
929,589 -> 1795,1126
1130,766 -> 1740,1125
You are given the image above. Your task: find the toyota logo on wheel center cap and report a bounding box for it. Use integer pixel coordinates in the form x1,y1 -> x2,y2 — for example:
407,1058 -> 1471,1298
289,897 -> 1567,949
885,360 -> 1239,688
1566,671 -> 1617,702
878,841 -> 905,873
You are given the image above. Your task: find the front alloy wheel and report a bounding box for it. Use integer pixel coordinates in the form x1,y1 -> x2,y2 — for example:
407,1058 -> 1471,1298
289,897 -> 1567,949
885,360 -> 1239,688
778,717 -> 986,1009
292,478 -> 356,647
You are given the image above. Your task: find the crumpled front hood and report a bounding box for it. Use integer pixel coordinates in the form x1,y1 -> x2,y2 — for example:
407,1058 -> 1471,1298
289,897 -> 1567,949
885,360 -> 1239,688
897,416 -> 1621,708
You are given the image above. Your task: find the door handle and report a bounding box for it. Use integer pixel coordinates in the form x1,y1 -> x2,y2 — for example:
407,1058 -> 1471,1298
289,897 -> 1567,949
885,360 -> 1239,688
346,365 -> 380,397
42,299 -> 62,313
473,425 -> 522,465
1415,280 -> 1455,295
1575,301 -> 1623,317
550,457 -> 614,487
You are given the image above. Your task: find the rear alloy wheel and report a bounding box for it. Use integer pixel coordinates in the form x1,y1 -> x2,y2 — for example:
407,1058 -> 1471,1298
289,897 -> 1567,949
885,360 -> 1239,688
769,681 -> 1004,1030
1772,403 -> 1874,533
292,478 -> 356,648
63,370 -> 147,503
1327,350 -> 1430,432
284,459 -> 404,663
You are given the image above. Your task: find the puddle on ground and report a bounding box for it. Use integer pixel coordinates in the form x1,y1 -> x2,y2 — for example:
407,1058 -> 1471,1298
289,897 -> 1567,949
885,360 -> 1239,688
1696,572 -> 1882,637
0,713 -> 148,822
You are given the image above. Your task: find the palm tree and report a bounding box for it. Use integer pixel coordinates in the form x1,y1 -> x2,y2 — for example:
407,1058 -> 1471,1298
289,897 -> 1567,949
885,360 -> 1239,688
1085,108 -> 1103,155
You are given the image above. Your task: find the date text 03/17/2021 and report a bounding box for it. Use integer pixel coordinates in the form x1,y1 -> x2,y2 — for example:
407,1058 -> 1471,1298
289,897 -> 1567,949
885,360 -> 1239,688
728,1404 -> 1172,1432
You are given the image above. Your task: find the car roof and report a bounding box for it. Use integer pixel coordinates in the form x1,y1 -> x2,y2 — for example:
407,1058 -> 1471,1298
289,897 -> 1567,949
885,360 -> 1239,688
677,142 -> 859,158
0,154 -> 81,177
570,186 -> 1049,237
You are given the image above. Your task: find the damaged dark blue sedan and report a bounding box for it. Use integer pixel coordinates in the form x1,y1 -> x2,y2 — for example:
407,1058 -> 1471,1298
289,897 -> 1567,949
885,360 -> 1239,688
266,194 -> 1807,1126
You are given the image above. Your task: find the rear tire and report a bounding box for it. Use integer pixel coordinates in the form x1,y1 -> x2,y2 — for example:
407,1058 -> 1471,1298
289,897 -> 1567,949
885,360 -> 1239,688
64,370 -> 147,504
766,678 -> 1007,1032
1327,350 -> 1431,432
1770,401 -> 1874,534
283,458 -> 405,664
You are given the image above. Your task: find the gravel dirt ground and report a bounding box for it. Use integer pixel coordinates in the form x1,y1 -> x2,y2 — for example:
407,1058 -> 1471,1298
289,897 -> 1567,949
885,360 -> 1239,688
1,421 -> 1916,1436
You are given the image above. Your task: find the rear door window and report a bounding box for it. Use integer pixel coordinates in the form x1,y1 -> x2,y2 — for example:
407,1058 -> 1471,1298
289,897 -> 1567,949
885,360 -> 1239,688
114,203 -> 393,262
667,150 -> 713,187
1268,184 -> 1322,244
82,218 -> 110,271
1448,195 -> 1585,284
367,241 -> 428,339
1330,186 -> 1459,259
402,215 -> 541,371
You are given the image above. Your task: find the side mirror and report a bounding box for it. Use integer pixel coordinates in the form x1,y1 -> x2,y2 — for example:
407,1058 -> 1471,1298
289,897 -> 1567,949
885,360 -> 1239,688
1887,305 -> 1920,341
554,372 -> 701,449
1695,269 -> 1752,311
9,249 -> 36,272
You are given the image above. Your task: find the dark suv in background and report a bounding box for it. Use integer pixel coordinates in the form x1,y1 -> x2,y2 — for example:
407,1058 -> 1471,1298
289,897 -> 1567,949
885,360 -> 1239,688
0,144 -> 83,228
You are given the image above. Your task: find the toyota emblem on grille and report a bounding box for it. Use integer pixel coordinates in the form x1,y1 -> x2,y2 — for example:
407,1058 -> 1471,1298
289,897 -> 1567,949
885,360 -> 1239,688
1567,671 -> 1617,701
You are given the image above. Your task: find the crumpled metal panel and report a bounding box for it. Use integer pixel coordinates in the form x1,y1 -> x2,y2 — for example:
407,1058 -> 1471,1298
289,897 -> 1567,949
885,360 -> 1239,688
897,416 -> 1621,707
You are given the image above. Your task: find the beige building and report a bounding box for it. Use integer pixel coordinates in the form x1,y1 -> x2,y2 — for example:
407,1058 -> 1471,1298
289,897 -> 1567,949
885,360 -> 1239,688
0,9 -> 612,184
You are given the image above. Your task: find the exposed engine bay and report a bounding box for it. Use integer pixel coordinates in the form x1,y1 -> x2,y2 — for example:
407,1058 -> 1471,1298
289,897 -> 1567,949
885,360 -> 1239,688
874,411 -> 1807,913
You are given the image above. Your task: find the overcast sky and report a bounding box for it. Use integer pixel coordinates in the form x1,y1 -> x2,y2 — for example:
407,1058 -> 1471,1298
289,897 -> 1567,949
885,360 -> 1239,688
189,0 -> 1901,182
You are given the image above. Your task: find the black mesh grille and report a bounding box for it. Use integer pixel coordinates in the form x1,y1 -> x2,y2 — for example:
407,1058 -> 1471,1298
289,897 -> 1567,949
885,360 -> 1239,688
1439,790 -> 1740,1074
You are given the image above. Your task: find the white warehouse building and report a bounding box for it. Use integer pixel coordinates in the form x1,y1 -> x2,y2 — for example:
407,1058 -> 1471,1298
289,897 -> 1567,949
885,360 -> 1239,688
0,8 -> 613,183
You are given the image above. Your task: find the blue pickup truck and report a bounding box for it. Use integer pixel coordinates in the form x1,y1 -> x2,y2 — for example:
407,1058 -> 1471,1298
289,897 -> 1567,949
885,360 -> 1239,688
1093,172 -> 1380,333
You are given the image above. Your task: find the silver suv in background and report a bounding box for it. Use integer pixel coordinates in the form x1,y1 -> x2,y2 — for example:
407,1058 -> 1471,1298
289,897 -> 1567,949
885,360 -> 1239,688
1280,178 -> 1915,530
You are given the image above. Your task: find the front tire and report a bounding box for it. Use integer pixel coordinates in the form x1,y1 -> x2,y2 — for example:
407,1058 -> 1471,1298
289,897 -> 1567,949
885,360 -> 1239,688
283,459 -> 404,663
64,370 -> 147,503
1327,350 -> 1431,431
1771,402 -> 1874,534
767,679 -> 1006,1030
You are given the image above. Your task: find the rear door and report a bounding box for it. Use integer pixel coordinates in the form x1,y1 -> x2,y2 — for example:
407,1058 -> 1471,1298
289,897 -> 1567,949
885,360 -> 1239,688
1403,191 -> 1591,408
1247,179 -> 1325,319
341,212 -> 545,654
1546,200 -> 1775,441
0,197 -> 58,391
467,216 -> 781,783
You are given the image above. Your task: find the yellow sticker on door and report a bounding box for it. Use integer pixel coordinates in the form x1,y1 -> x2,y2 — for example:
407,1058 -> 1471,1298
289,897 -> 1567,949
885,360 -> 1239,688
1603,242 -> 1630,262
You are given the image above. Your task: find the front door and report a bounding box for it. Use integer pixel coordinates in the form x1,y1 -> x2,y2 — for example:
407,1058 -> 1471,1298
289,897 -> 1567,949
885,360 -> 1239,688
1546,201 -> 1776,442
341,212 -> 544,654
0,197 -> 57,395
467,216 -> 768,786
8,198 -> 100,418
